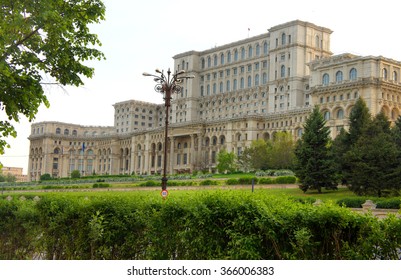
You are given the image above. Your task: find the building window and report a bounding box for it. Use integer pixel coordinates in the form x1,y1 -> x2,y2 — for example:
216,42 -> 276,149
241,47 -> 245,60
393,71 -> 398,82
337,109 -> 344,119
262,73 -> 267,84
207,56 -> 211,67
263,42 -> 268,54
56,128 -> 61,134
255,74 -> 259,86
219,82 -> 223,93
315,35 -> 320,48
322,73 -> 330,86
220,53 -> 224,65
349,68 -> 357,80
234,50 -> 238,61
324,111 -> 330,120
226,80 -> 231,91
240,78 -> 244,89
213,55 -> 218,66
280,65 -> 285,78
248,46 -> 253,58
233,79 -> 237,90
247,76 -> 252,88
183,153 -> 187,165
383,68 -> 388,80
255,44 -> 260,56
335,71 -> 343,83
227,51 -> 231,63
281,33 -> 286,45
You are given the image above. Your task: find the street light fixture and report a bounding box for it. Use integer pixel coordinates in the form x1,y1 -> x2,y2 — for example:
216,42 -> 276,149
143,68 -> 194,191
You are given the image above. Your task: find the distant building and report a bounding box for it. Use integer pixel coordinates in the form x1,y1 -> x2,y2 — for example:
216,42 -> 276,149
28,20 -> 401,181
1,166 -> 27,182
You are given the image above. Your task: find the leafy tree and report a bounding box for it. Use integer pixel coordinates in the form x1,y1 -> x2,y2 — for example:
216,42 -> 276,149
267,131 -> 295,169
239,139 -> 269,171
70,170 -> 81,179
216,149 -> 236,173
344,113 -> 401,197
294,106 -> 338,193
40,173 -> 52,181
0,0 -> 106,154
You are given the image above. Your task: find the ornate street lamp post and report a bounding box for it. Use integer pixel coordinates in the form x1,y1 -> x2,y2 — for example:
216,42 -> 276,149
143,69 -> 194,191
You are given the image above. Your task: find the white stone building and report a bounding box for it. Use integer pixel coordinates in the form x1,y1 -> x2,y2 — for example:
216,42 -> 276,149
28,20 -> 401,181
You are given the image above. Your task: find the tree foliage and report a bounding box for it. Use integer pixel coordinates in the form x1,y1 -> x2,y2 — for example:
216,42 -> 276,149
0,0 -> 106,153
266,131 -> 295,169
216,149 -> 236,174
344,112 -> 401,196
294,106 -> 338,193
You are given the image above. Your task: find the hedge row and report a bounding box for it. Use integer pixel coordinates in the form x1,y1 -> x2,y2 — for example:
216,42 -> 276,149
1,191 -> 401,260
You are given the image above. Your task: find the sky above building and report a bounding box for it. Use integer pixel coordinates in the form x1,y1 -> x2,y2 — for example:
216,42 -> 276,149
1,0 -> 401,173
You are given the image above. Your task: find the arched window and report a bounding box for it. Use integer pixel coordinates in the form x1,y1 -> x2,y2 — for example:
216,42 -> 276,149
322,73 -> 330,86
335,71 -> 343,83
255,74 -> 259,86
226,80 -> 231,91
207,56 -> 211,68
64,129 -> 69,135
201,58 -> 205,69
263,42 -> 268,54
383,68 -> 388,80
207,84 -> 210,95
315,35 -> 320,48
337,109 -> 344,119
233,79 -> 237,90
349,68 -> 357,80
240,77 -> 244,89
255,44 -> 260,56
72,130 -> 77,136
281,33 -> 286,45
213,83 -> 216,94
324,111 -> 330,120
248,46 -> 253,58
393,71 -> 398,82
220,53 -> 224,65
219,82 -> 223,93
262,73 -> 268,84
280,65 -> 285,78
213,55 -> 218,66
241,48 -> 245,60
56,128 -> 61,134
247,76 -> 252,88
227,51 -> 231,63
234,49 -> 238,61
54,148 -> 60,154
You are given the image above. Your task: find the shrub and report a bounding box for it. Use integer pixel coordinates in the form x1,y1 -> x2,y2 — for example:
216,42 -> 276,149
40,173 -> 52,181
238,177 -> 257,185
258,177 -> 274,184
376,198 -> 401,209
336,198 -> 367,208
226,178 -> 239,185
92,183 -> 111,188
199,180 -> 219,186
70,170 -> 81,179
274,176 -> 297,184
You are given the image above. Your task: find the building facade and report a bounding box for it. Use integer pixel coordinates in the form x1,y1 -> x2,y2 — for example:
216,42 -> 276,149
28,20 -> 401,181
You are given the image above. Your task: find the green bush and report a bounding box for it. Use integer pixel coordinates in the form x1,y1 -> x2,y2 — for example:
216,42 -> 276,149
92,183 -> 111,188
376,198 -> 401,209
199,180 -> 219,186
336,198 -> 367,208
1,191 -> 401,260
258,177 -> 274,184
226,178 -> 239,185
274,176 -> 297,184
238,176 -> 257,185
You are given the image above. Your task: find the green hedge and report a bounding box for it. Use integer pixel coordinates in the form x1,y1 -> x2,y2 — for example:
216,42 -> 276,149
1,191 -> 401,260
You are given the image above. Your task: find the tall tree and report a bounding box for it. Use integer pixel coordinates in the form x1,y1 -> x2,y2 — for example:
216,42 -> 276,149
267,131 -> 295,169
216,149 -> 236,174
238,139 -> 269,171
0,0 -> 106,154
344,113 -> 401,196
294,106 -> 338,193
332,97 -> 372,184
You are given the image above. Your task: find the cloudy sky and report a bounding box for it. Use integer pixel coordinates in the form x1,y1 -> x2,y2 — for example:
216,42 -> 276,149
1,0 -> 401,173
